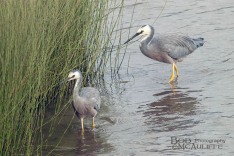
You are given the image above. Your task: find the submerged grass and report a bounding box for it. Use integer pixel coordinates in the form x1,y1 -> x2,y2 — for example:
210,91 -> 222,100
0,0 -> 124,155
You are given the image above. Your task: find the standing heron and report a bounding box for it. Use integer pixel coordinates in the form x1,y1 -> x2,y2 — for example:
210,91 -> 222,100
67,69 -> 101,131
124,25 -> 204,82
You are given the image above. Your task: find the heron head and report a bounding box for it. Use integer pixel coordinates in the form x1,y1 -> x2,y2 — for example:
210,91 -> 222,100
137,25 -> 152,36
124,25 -> 153,44
67,69 -> 82,81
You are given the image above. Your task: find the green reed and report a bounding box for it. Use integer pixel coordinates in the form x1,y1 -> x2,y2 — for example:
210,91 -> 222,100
0,0 -> 124,155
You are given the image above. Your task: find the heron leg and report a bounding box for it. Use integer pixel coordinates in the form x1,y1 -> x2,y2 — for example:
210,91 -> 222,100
92,117 -> 95,129
174,63 -> 179,77
81,118 -> 84,131
169,63 -> 175,82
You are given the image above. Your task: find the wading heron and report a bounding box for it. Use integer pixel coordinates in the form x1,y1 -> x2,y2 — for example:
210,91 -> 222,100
124,25 -> 204,82
67,70 -> 101,131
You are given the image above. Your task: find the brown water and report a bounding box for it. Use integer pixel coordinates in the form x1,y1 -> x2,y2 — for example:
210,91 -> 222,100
44,0 -> 234,155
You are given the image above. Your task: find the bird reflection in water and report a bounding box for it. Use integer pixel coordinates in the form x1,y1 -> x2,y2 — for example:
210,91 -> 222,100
45,127 -> 114,155
74,129 -> 114,155
141,86 -> 201,132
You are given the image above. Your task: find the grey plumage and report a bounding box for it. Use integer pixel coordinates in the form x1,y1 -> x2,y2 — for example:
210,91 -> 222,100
73,87 -> 101,118
67,69 -> 101,130
124,25 -> 204,82
151,34 -> 204,61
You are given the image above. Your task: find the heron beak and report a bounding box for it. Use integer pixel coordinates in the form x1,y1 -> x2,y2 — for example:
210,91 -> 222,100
66,75 -> 75,81
124,31 -> 142,44
66,77 -> 72,81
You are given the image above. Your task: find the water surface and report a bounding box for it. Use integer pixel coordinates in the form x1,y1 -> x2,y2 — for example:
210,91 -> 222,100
44,0 -> 234,155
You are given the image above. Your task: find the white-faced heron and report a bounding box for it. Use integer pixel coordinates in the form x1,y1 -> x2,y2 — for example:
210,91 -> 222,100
67,69 -> 101,131
124,25 -> 204,82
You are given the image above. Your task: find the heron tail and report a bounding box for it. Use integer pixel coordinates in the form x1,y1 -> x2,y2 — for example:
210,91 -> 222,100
193,37 -> 204,48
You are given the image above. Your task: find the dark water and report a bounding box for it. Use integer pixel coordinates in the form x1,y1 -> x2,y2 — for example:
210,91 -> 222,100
44,0 -> 234,155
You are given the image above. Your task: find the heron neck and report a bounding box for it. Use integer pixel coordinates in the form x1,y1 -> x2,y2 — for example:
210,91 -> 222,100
141,26 -> 154,45
140,34 -> 153,54
73,78 -> 82,96
141,34 -> 153,48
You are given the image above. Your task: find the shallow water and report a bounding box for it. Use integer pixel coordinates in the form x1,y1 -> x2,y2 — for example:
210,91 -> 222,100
44,0 -> 234,155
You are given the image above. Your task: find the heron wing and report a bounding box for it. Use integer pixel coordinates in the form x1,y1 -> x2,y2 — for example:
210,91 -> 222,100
80,87 -> 101,110
152,34 -> 198,60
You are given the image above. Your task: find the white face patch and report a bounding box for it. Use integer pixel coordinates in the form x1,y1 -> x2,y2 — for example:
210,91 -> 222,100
136,25 -> 152,42
124,25 -> 153,44
137,25 -> 151,36
68,71 -> 81,80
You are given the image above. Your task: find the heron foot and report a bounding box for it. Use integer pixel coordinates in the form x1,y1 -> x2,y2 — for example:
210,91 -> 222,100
92,124 -> 95,129
92,117 -> 95,129
81,118 -> 84,131
81,131 -> 85,140
169,63 -> 178,82
169,74 -> 174,82
174,63 -> 179,77
169,64 -> 175,82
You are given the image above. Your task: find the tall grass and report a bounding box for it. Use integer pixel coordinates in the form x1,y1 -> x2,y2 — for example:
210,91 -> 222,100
0,0 -> 123,155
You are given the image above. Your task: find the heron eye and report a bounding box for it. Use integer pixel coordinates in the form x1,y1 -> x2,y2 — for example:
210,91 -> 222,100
71,75 -> 75,78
